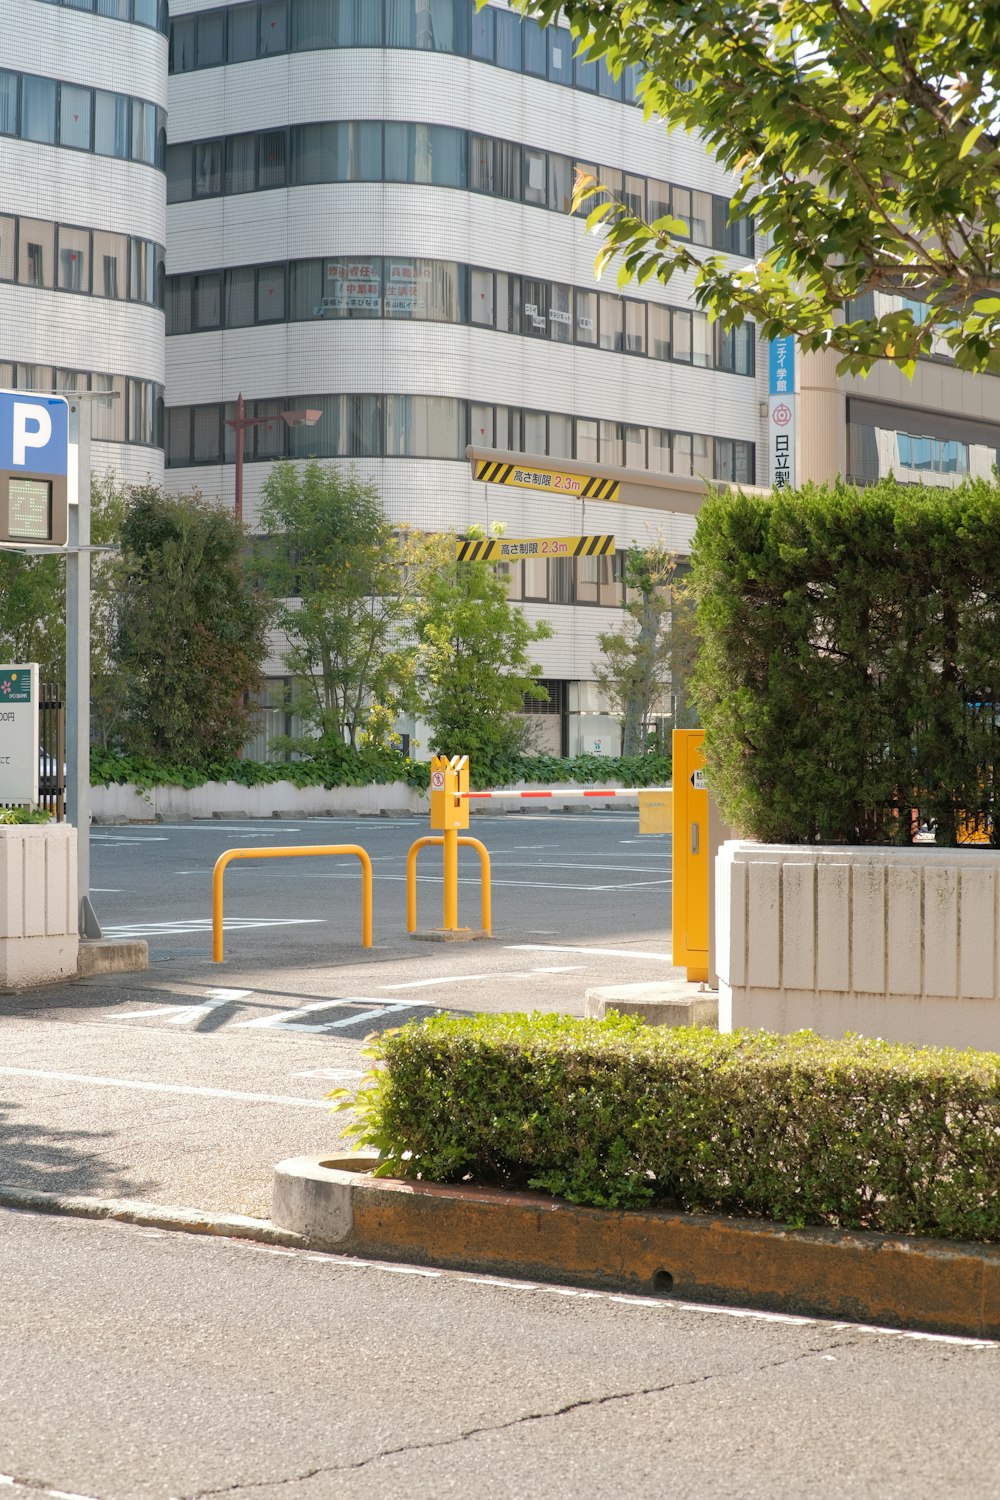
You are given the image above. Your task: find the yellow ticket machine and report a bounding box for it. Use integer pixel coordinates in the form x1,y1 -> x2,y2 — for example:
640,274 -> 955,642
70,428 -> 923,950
671,729 -> 709,982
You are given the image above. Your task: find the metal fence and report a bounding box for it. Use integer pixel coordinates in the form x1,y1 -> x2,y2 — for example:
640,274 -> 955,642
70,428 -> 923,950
39,682 -> 65,821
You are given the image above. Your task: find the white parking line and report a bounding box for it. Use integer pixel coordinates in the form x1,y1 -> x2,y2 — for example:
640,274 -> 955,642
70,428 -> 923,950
101,917 -> 325,939
0,1066 -> 329,1108
506,943 -> 674,961
381,965 -> 583,991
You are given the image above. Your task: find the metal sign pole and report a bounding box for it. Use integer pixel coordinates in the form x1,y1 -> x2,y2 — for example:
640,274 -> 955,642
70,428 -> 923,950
65,397 -> 100,939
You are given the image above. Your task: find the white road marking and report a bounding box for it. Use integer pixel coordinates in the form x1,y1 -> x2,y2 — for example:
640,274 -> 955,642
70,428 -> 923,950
291,1068 -> 365,1080
101,917 -> 325,939
235,997 -> 439,1035
164,990 -> 251,1025
0,1067 -> 329,1108
507,943 -> 674,961
380,965 -> 583,992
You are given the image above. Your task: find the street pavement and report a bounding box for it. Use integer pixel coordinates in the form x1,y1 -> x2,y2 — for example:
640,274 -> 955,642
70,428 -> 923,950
2,1207 -> 998,1500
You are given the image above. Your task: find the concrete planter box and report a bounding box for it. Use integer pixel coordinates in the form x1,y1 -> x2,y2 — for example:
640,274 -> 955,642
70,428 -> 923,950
0,824 -> 78,987
717,840 -> 1000,1051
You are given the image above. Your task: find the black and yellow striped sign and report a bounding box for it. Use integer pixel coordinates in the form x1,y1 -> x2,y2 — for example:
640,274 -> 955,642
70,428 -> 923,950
456,534 -> 616,563
473,458 -> 620,502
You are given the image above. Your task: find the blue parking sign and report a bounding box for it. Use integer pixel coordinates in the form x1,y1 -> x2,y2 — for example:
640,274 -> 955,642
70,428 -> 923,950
0,391 -> 69,476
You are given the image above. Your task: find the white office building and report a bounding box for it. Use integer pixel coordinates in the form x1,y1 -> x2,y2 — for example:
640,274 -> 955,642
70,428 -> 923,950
162,0 -> 764,754
0,0 -> 168,486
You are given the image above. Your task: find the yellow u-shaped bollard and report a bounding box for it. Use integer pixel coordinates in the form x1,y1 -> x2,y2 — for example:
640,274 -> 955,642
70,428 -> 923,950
212,844 -> 373,962
407,835 -> 491,937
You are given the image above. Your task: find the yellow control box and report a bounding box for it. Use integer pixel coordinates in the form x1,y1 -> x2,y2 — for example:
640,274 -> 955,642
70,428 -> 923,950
429,754 -> 470,831
671,729 -> 708,982
638,788 -> 673,835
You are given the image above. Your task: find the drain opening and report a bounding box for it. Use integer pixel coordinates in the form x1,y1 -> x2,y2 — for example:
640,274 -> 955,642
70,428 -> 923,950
651,1269 -> 674,1295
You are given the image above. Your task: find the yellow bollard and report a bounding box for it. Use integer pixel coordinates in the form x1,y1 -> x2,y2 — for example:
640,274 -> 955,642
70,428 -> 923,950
406,834 -> 492,938
212,844 -> 373,962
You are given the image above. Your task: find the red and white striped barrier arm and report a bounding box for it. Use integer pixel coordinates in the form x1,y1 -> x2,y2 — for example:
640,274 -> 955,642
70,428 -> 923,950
457,786 -> 670,800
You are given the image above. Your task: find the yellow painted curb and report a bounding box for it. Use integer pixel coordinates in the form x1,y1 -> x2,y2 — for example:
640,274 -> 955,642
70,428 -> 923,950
272,1156 -> 1000,1340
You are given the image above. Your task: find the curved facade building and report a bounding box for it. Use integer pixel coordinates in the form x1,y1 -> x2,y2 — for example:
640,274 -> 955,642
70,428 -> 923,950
0,0 -> 168,485
165,0 -> 766,750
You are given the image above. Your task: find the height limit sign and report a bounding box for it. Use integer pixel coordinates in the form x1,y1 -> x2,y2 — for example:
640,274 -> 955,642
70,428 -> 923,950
0,664 -> 39,805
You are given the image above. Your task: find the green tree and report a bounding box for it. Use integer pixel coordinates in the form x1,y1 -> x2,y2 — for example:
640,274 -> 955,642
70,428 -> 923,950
594,547 -> 696,755
413,538 -> 553,762
515,0 -> 1000,375
257,462 -> 420,750
114,487 -> 271,761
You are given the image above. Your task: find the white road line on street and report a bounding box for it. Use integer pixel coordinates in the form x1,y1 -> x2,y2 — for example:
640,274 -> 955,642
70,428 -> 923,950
90,888 -> 122,893
0,1480 -> 101,1500
506,944 -> 673,961
380,965 -> 583,992
100,917 -> 325,939
291,1068 -> 364,1080
109,1006 -> 194,1020
163,990 -> 251,1024
0,1067 -> 329,1108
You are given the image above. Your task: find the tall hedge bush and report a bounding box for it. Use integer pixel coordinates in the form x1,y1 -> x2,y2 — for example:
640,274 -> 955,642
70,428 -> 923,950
691,476 -> 1000,844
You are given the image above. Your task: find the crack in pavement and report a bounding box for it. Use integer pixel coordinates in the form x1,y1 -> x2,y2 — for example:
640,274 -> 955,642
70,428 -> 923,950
178,1336 -> 863,1498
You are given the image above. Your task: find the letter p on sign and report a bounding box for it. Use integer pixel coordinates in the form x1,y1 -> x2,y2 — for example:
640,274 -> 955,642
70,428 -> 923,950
13,403 -> 52,467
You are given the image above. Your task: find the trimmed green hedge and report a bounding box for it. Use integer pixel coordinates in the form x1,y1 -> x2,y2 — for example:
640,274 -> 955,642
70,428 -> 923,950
89,747 -> 671,795
334,1012 -> 1000,1240
692,476 -> 1000,844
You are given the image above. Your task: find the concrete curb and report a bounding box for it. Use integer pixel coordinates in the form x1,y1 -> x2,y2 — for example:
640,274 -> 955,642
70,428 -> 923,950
0,1183 -> 305,1248
271,1155 -> 1000,1340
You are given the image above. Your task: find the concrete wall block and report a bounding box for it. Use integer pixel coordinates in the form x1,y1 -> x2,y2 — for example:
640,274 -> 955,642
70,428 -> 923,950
887,864 -> 922,997
21,836 -> 46,939
0,838 -> 23,940
959,867 -> 996,1000
746,859 -> 780,989
781,861 -> 815,992
924,866 -> 959,998
816,863 -> 850,992
851,861 -> 886,994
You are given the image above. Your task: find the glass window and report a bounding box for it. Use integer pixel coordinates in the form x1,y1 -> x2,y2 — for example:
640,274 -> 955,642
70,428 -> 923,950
495,11 -> 520,70
16,364 -> 53,394
166,406 -> 192,467
716,322 -> 755,376
129,379 -> 158,447
59,84 -> 92,150
336,120 -> 382,179
0,215 -> 15,280
500,558 -> 523,600
715,437 -> 755,484
598,294 -> 623,352
97,0 -> 131,18
322,257 -> 382,316
22,76 -> 57,145
549,283 -> 572,343
623,300 -> 645,354
599,420 -> 623,466
128,238 -> 155,304
193,272 -> 222,330
166,274 -> 192,334
258,129 -> 287,188
572,160 -> 596,217
649,428 -> 671,473
548,27 -> 570,82
92,374 -> 126,443
228,5 -> 259,61
575,46 -> 598,92
673,308 -> 692,362
385,395 -> 463,457
598,58 -> 622,101
260,0 -> 288,53
690,189 -> 712,245
251,399 -> 289,460
196,10 -> 226,65
623,174 -> 645,219
523,147 -> 546,206
623,62 -> 645,104
548,412 -> 573,458
226,134 -> 257,194
223,267 -> 255,327
257,264 -> 286,321
57,225 -> 90,292
523,409 -> 546,452
523,280 -> 548,338
131,99 -> 157,165
289,258 -> 323,318
292,0 -> 335,49
523,557 -> 548,601
576,418 -> 598,464
93,230 -> 126,298
624,425 -> 646,468
470,267 -> 494,326
170,16 -> 197,70
523,18 -> 547,76
165,143 -> 193,202
575,288 -> 597,345
93,91 -> 129,161
648,179 -> 670,223
692,311 -> 711,366
649,304 -> 670,360
18,219 -> 55,288
292,122 -> 336,184
599,553 -> 624,606
0,72 -> 18,136
385,257 -> 461,321
470,402 -> 494,447
194,140 -> 224,196
385,122 -> 463,186
576,554 -> 598,603
548,154 -> 573,214
495,272 -> 520,333
55,369 -> 88,399
471,5 -> 494,61
672,185 -> 692,239
192,404 -> 222,463
133,0 -> 159,26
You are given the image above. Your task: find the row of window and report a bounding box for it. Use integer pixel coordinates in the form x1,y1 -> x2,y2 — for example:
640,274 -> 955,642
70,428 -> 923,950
0,363 -> 164,447
166,254 -> 755,376
1,211 -> 165,307
501,550 -> 627,609
35,0 -> 168,34
165,121 -> 754,258
165,393 -> 756,484
169,0 -> 645,104
0,66 -> 166,169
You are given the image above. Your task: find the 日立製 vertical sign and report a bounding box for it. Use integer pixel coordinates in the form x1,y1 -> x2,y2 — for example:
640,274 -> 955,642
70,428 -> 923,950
0,664 -> 39,805
767,337 -> 796,491
0,391 -> 70,546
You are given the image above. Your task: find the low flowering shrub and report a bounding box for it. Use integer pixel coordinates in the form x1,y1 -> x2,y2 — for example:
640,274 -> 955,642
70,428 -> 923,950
332,1011 -> 1000,1240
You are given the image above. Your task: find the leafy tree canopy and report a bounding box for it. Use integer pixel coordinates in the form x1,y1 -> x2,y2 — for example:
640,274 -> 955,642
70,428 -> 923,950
513,0 -> 1000,375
